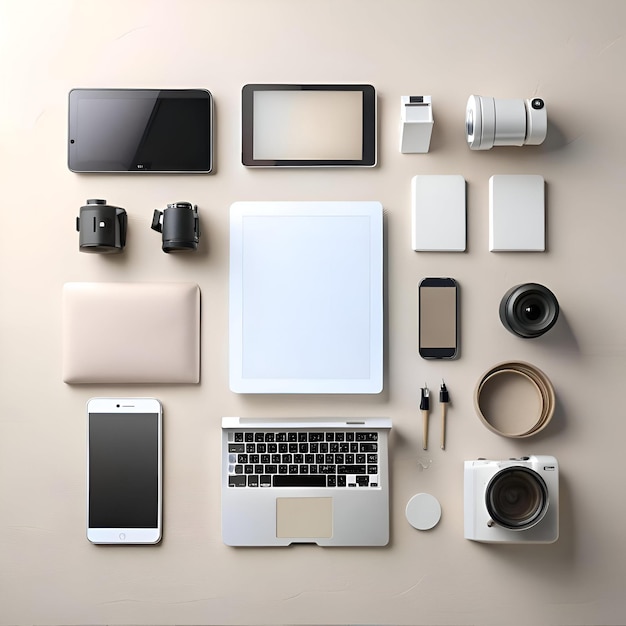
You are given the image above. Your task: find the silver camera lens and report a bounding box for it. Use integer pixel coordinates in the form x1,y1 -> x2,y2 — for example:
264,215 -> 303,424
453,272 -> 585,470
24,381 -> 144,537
486,466 -> 549,530
466,95 -> 547,150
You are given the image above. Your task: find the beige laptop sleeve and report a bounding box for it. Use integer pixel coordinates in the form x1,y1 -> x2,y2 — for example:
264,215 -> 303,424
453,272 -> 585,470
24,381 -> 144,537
62,282 -> 200,384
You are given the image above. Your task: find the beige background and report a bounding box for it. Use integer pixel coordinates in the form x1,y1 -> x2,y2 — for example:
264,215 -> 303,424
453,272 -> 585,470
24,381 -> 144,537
1,1 -> 626,624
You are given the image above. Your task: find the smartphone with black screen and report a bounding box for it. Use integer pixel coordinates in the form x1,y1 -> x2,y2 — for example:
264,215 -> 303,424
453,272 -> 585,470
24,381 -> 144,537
87,398 -> 162,544
418,277 -> 459,359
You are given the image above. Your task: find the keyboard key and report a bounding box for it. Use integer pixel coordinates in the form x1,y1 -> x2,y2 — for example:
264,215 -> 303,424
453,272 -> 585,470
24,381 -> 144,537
234,433 -> 243,442
265,464 -> 278,474
260,475 -> 271,487
319,464 -> 336,474
356,476 -> 369,486
310,432 -> 325,442
273,475 -> 327,487
360,443 -> 378,452
338,465 -> 366,474
229,475 -> 246,487
356,432 -> 378,441
229,443 -> 245,453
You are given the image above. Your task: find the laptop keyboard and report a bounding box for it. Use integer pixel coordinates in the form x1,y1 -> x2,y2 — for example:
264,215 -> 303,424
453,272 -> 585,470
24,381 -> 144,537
226,430 -> 380,488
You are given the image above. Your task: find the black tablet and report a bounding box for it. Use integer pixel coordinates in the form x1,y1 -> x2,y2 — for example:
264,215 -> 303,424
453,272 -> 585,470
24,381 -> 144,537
68,89 -> 213,173
241,84 -> 376,167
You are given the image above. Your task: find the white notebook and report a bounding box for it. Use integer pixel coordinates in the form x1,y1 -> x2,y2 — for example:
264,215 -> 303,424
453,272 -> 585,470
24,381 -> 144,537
229,201 -> 383,394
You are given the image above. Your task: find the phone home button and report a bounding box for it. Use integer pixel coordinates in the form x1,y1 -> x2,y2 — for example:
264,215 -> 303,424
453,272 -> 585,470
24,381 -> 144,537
119,533 -> 126,541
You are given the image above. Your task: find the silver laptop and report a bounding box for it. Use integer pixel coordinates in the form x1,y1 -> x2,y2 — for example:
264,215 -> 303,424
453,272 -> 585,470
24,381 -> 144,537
221,416 -> 391,546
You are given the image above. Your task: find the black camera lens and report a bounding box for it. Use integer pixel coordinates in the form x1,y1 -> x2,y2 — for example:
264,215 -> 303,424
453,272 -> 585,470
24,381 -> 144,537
486,467 -> 548,530
151,201 -> 200,252
499,283 -> 559,338
531,98 -> 544,110
76,198 -> 127,253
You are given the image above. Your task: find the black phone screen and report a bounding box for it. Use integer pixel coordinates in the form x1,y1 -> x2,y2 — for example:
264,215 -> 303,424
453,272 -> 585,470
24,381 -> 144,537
88,412 -> 160,528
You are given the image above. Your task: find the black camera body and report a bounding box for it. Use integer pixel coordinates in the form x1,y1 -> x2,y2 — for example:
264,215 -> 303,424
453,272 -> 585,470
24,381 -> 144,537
76,199 -> 127,253
151,202 -> 200,252
499,283 -> 559,338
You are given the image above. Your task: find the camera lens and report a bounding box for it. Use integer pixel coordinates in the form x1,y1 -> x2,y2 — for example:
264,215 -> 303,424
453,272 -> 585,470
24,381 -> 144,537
531,98 -> 544,110
499,283 -> 559,338
486,467 -> 548,529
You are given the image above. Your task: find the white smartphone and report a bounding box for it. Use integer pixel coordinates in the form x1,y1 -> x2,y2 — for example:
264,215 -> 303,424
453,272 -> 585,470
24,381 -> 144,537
87,397 -> 162,544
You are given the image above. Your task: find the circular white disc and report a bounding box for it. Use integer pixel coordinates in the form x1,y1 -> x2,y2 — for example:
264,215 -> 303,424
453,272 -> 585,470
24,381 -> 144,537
405,493 -> 442,530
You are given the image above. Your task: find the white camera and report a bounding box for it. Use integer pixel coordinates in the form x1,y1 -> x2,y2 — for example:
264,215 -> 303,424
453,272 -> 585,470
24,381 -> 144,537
464,455 -> 559,543
466,95 -> 547,150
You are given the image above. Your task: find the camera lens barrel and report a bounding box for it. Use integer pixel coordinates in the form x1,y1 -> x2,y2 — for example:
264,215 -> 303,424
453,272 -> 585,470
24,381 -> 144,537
151,201 -> 200,252
486,466 -> 549,530
76,198 -> 127,253
466,95 -> 547,150
499,283 -> 560,338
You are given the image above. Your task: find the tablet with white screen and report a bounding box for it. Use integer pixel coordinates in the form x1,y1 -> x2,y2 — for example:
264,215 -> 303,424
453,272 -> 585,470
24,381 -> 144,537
241,84 -> 376,167
229,201 -> 383,393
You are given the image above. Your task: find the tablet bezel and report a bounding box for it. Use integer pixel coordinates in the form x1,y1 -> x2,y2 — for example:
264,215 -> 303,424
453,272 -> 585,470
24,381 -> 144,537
241,84 -> 377,167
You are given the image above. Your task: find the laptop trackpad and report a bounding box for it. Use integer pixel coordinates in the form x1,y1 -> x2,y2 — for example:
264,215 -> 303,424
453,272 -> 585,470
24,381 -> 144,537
276,497 -> 333,539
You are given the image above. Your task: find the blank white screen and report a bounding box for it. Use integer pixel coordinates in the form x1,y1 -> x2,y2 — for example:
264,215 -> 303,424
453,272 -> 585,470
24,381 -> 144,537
229,201 -> 383,394
253,90 -> 363,160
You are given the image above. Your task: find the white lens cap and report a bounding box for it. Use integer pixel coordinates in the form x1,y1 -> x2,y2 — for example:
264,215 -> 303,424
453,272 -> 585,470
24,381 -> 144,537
405,493 -> 442,530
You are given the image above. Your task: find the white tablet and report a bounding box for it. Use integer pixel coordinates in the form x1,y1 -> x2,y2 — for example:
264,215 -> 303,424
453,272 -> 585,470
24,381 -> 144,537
229,201 -> 383,393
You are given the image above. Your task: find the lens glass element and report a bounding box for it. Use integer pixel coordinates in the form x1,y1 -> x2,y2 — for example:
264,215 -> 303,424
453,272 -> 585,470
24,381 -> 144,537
486,467 -> 548,529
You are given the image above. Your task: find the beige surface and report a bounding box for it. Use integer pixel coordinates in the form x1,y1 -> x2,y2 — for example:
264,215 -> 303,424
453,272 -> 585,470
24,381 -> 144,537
1,1 -> 626,624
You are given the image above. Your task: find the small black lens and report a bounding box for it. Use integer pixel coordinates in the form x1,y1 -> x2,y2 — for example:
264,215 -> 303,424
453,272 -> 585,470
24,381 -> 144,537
523,303 -> 542,321
499,283 -> 559,338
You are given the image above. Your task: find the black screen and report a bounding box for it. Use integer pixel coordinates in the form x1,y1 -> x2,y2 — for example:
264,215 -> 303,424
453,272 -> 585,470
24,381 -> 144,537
69,89 -> 212,172
88,412 -> 160,528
